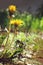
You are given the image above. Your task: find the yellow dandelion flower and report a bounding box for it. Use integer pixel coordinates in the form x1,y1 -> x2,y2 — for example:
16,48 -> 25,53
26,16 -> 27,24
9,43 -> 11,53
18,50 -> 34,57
8,5 -> 16,12
15,19 -> 23,26
10,19 -> 23,26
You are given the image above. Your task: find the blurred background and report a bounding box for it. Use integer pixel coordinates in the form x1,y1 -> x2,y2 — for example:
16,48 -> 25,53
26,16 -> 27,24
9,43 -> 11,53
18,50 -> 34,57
0,0 -> 43,15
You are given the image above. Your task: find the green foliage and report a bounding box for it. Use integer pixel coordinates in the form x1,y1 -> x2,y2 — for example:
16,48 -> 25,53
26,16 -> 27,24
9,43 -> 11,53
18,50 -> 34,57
13,11 -> 43,32
0,33 -> 24,58
26,33 -> 40,51
14,32 -> 26,42
0,9 -> 43,32
0,34 -> 6,46
40,17 -> 43,30
20,12 -> 32,32
0,31 -> 43,59
31,18 -> 40,31
0,10 -> 9,29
